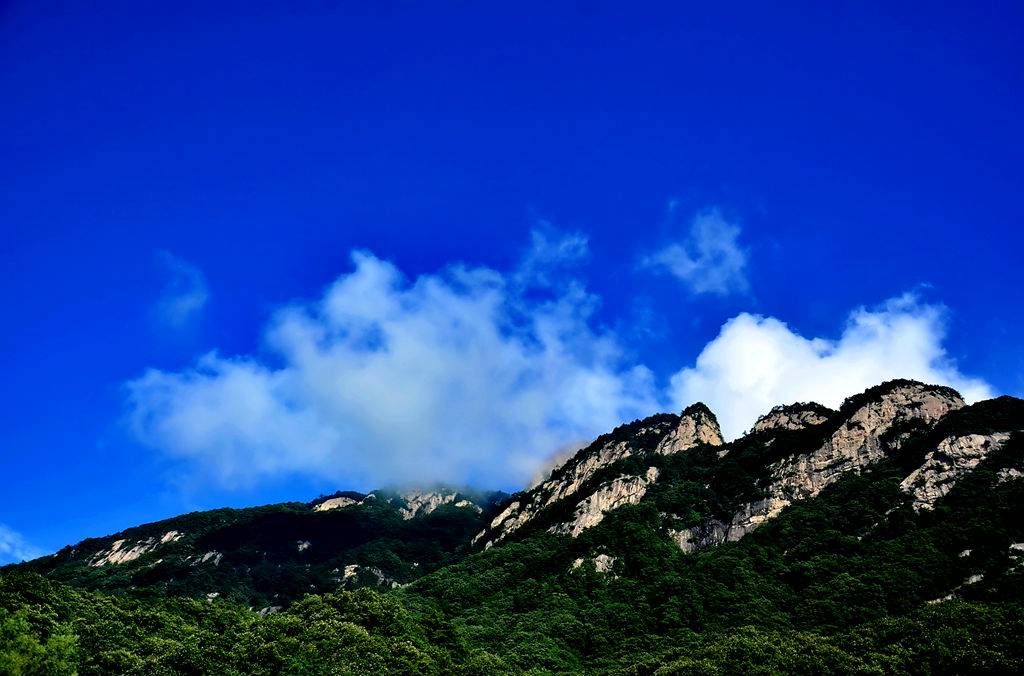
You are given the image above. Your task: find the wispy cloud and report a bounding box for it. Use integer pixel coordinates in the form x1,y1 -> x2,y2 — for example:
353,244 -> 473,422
154,251 -> 209,327
644,207 -> 749,296
669,293 -> 993,439
0,524 -> 45,565
127,230 -> 656,490
515,224 -> 589,289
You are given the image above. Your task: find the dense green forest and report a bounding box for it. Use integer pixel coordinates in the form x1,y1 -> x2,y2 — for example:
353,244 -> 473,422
2,383 -> 1023,674
3,570 -> 1022,674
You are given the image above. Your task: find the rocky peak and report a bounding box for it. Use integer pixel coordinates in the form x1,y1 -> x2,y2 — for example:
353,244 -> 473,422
473,407 -> 724,544
829,381 -> 965,457
655,403 -> 724,454
672,381 -> 966,552
752,402 -> 834,434
743,381 -> 965,517
476,405 -> 723,547
474,413 -> 683,546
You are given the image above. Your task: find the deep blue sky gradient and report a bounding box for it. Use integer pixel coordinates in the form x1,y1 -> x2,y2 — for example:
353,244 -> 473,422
1,1 -> 1022,557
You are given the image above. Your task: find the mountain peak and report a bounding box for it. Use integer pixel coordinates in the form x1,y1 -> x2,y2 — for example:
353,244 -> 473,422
752,402 -> 835,434
655,403 -> 724,454
680,401 -> 716,419
837,379 -> 964,418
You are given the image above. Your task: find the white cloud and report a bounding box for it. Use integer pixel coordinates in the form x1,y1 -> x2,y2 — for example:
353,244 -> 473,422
127,224 -> 995,491
644,207 -> 749,295
668,294 -> 993,439
127,232 -> 658,490
0,524 -> 44,565
155,251 -> 209,327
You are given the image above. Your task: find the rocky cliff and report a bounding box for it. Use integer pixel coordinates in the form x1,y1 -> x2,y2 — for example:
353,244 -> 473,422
478,380 -> 1000,555
670,381 -> 966,551
474,405 -> 723,547
901,432 -> 1013,511
548,467 -> 660,538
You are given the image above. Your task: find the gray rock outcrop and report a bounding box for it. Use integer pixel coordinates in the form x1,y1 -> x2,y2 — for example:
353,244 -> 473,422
901,432 -> 1012,510
672,383 -> 965,551
752,404 -> 833,434
548,467 -> 660,538
477,407 -> 720,546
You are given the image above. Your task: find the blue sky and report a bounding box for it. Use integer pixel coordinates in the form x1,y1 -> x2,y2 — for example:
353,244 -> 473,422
1,1 -> 1022,563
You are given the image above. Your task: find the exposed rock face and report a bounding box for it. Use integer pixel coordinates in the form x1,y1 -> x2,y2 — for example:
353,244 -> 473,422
672,383 -> 965,551
549,467 -> 659,538
753,404 -> 833,434
478,408 -> 720,546
399,492 -> 458,519
160,531 -> 183,544
542,440 -> 635,507
572,553 -> 616,573
477,500 -> 522,545
89,531 -> 183,567
397,491 -> 480,519
901,433 -> 1012,511
998,468 -> 1024,484
313,496 -> 358,512
90,540 -> 146,567
730,383 -> 963,536
193,551 -> 222,566
670,519 -> 729,554
341,564 -> 400,589
655,404 -> 724,454
475,427 -> 663,545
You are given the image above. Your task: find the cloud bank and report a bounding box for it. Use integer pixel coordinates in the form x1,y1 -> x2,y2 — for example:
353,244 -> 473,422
644,208 -> 749,296
669,294 -> 993,439
0,524 -> 44,565
128,222 -> 993,491
128,235 -> 657,489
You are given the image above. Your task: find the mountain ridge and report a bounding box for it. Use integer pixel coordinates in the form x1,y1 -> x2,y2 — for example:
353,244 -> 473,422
14,379 -> 1014,604
4,379 -> 1024,673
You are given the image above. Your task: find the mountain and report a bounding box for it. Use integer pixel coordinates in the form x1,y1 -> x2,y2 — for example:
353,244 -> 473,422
472,380 -> 969,552
14,488 -> 507,609
2,379 -> 1023,674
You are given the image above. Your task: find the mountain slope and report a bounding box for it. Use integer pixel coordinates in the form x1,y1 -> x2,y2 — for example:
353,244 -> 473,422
15,488 -> 506,608
2,380 -> 1023,674
401,391 -> 1024,671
